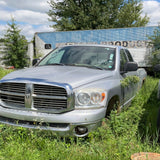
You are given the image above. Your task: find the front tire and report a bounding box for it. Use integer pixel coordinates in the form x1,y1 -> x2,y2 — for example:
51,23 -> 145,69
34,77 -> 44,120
106,96 -> 120,117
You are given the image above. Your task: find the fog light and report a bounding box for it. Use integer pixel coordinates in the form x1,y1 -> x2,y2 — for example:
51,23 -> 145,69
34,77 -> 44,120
75,126 -> 88,135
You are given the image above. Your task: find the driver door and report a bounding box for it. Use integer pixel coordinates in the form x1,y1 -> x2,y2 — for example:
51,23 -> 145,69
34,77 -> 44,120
120,49 -> 138,105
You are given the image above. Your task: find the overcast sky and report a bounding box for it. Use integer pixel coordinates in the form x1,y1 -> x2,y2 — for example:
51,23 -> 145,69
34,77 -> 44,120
0,0 -> 160,41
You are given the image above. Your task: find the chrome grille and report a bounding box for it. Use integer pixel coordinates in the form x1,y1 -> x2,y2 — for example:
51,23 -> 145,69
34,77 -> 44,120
0,82 -> 73,113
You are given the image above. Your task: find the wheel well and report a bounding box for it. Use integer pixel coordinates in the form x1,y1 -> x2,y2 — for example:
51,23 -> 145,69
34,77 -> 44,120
142,78 -> 146,86
106,95 -> 120,117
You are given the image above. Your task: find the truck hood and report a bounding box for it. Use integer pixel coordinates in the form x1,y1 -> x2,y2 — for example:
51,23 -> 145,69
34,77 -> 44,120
1,66 -> 113,88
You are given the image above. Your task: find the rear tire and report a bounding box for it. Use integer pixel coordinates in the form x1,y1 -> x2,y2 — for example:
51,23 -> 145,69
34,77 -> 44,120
157,107 -> 160,129
157,107 -> 160,141
158,81 -> 160,100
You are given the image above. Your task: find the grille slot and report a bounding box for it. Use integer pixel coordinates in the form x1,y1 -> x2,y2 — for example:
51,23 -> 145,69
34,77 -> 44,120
33,84 -> 68,110
34,84 -> 67,96
34,97 -> 67,109
0,83 -> 25,93
0,93 -> 25,105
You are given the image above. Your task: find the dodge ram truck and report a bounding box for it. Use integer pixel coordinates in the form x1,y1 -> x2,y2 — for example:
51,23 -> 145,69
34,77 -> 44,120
0,45 -> 147,137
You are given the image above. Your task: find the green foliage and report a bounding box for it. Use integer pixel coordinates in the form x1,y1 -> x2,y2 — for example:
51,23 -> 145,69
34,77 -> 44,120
48,0 -> 149,31
0,71 -> 160,159
0,38 -> 5,42
112,77 -> 160,138
121,75 -> 140,88
0,68 -> 13,79
148,26 -> 160,66
1,18 -> 28,69
149,26 -> 160,51
117,0 -> 149,28
138,77 -> 160,137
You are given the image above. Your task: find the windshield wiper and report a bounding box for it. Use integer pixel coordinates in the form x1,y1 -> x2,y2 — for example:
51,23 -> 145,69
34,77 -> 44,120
45,63 -> 104,70
85,65 -> 104,70
45,63 -> 65,66
64,63 -> 104,70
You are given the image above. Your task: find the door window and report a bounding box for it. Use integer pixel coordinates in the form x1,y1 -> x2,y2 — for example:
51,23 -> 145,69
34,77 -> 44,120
125,49 -> 133,62
120,49 -> 128,71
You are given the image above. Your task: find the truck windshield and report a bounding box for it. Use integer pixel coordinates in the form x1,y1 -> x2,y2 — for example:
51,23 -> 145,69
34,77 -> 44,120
38,46 -> 116,70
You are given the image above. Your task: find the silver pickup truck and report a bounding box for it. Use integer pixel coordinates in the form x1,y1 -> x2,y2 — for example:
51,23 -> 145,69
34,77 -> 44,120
0,45 -> 147,137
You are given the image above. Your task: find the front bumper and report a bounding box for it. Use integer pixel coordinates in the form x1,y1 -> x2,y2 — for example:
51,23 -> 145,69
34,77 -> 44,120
0,106 -> 106,137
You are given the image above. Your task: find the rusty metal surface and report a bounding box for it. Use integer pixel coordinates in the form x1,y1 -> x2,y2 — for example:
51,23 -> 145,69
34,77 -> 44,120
131,152 -> 160,160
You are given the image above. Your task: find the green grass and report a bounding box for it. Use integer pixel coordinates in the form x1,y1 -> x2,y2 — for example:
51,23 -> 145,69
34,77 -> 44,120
0,68 -> 13,79
0,68 -> 160,159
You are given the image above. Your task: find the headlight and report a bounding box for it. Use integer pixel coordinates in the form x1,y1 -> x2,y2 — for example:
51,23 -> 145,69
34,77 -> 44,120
76,89 -> 106,108
77,92 -> 90,105
91,92 -> 102,104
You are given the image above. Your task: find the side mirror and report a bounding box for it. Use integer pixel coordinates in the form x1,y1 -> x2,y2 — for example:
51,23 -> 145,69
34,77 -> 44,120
32,59 -> 39,66
124,62 -> 138,72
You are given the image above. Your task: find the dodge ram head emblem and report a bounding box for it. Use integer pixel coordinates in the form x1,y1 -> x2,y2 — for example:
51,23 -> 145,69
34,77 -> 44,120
25,83 -> 33,108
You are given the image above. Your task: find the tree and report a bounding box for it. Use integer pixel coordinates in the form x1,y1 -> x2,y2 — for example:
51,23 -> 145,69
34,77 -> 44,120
0,38 -> 5,42
1,18 -> 28,69
47,0 -> 149,31
117,0 -> 149,28
148,26 -> 160,66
